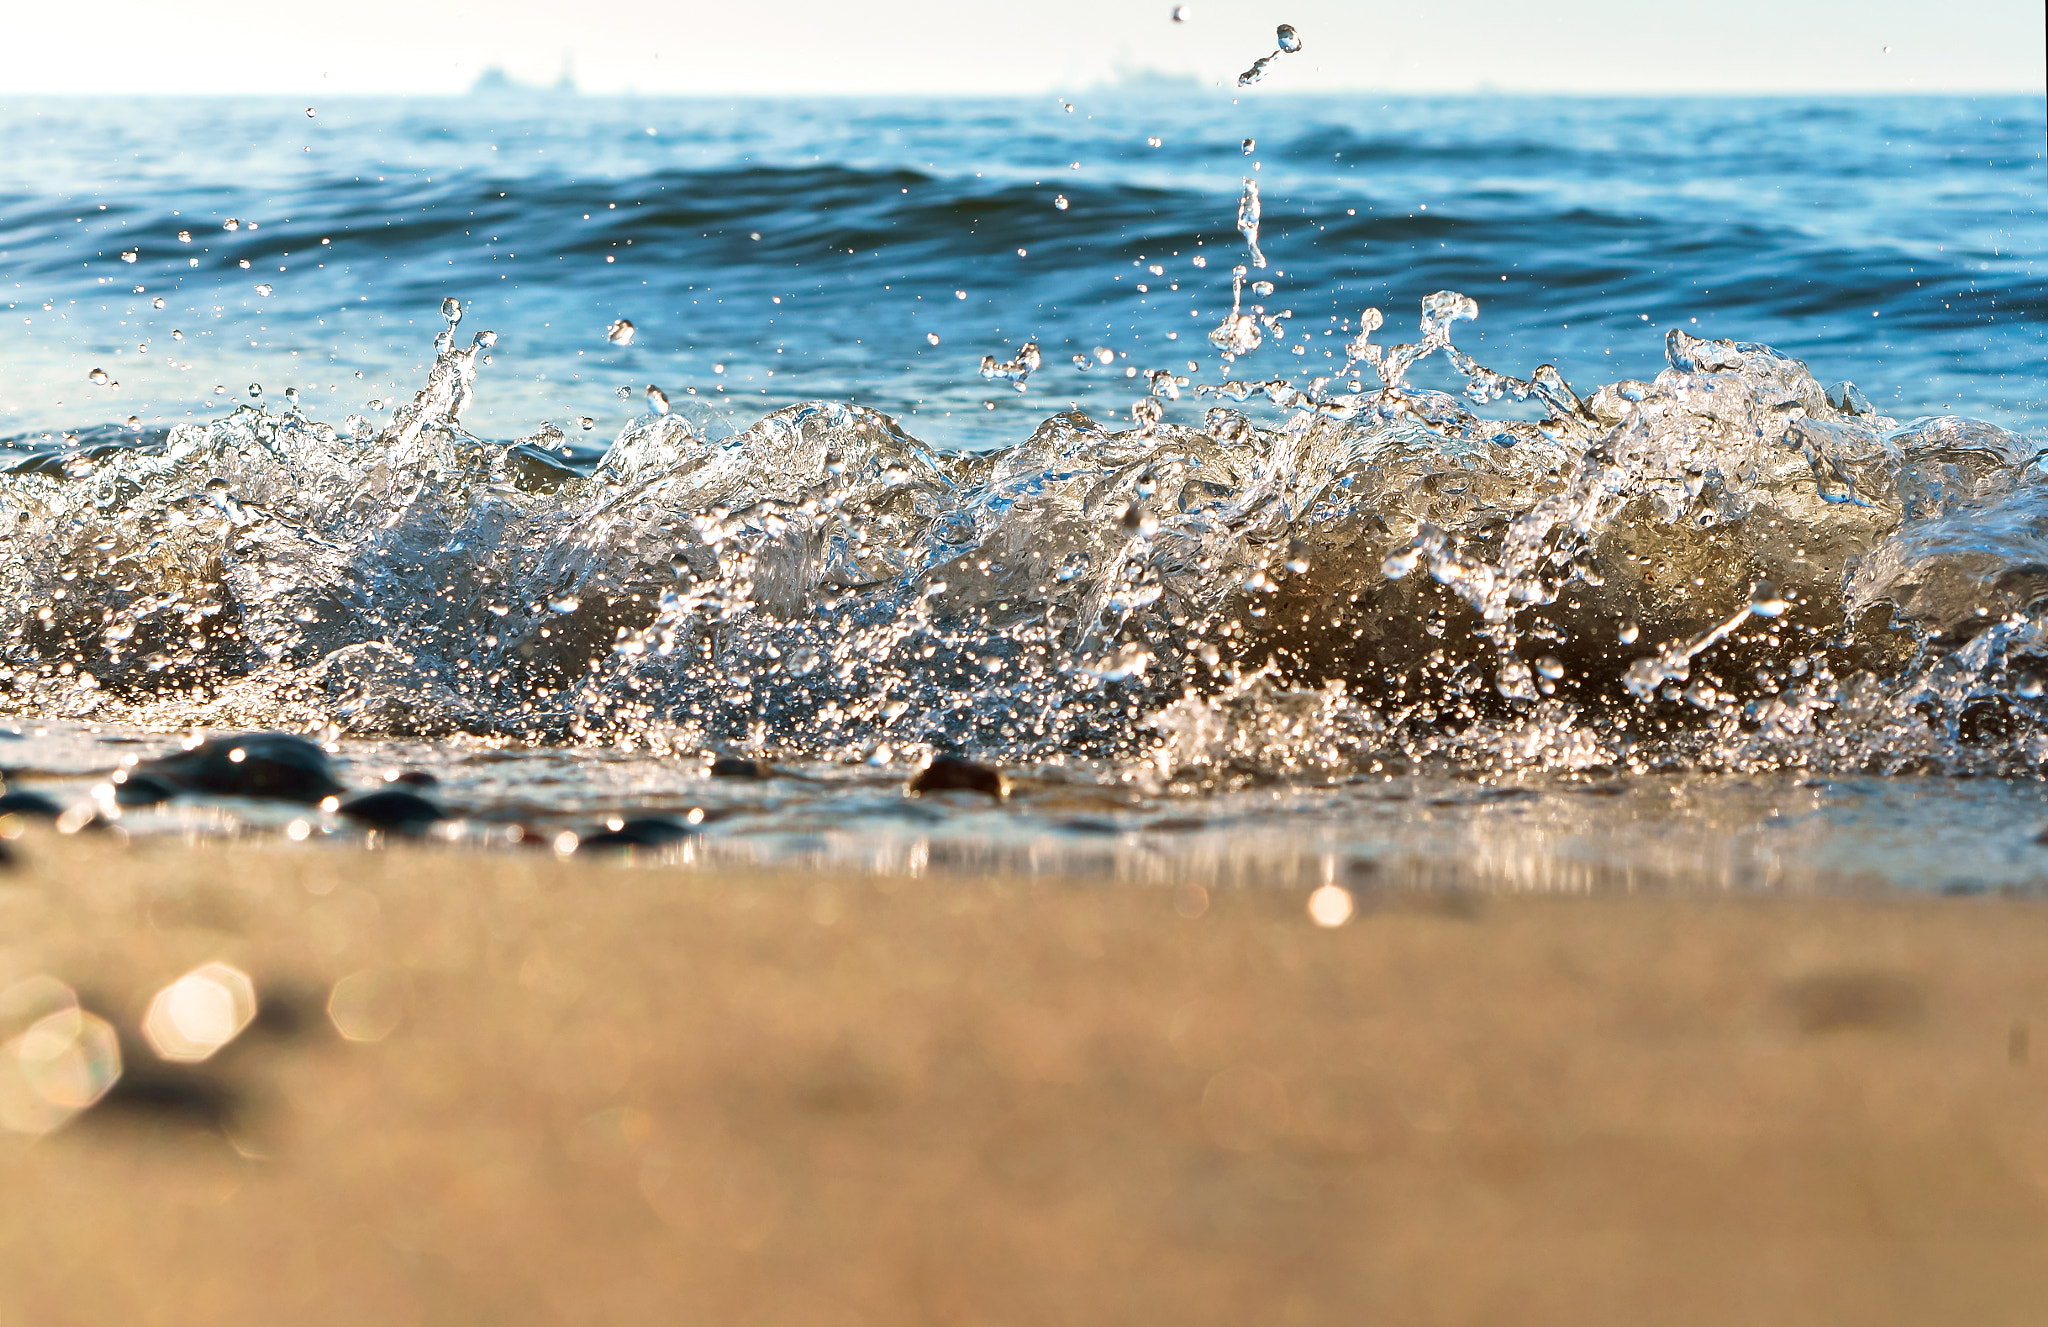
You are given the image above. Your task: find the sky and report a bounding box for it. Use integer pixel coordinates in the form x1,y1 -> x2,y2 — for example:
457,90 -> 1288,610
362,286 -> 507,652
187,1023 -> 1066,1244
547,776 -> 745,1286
4,0 -> 2044,97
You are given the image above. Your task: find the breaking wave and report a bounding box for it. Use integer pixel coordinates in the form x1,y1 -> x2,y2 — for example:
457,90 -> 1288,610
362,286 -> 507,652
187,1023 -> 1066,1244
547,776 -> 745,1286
4,288 -> 2045,785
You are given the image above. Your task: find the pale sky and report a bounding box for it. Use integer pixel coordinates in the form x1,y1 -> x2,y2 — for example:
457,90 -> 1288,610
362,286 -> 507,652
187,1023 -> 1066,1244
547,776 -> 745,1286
4,0 -> 2043,96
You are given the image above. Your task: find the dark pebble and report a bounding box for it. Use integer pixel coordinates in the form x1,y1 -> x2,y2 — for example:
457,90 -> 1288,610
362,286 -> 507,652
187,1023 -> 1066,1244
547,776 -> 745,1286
135,732 -> 344,803
708,755 -> 772,779
392,770 -> 439,787
111,771 -> 179,806
0,789 -> 65,819
576,816 -> 695,850
908,754 -> 1006,798
338,789 -> 445,829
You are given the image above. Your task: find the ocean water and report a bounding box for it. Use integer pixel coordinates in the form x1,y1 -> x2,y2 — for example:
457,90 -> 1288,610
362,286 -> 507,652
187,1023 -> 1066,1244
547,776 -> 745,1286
0,88 -> 2044,890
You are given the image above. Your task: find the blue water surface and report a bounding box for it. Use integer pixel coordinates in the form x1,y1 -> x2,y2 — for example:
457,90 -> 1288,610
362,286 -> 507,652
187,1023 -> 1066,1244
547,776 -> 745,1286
1,91 -> 2042,448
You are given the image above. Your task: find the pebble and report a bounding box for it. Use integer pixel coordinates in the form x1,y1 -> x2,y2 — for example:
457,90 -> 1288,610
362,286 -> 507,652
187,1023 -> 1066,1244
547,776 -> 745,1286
907,754 -> 1007,798
708,755 -> 772,779
575,816 -> 695,850
111,772 -> 179,806
338,789 -> 445,829
0,790 -> 65,819
135,733 -> 344,803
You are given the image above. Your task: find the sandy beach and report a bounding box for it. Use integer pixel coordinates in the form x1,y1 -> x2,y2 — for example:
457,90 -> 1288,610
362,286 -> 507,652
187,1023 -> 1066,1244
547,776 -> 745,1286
0,832 -> 2042,1324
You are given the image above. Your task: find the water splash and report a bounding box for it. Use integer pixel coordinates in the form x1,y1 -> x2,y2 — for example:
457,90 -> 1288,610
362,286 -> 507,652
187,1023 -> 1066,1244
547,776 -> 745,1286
1238,23 -> 1305,86
1235,177 -> 1265,269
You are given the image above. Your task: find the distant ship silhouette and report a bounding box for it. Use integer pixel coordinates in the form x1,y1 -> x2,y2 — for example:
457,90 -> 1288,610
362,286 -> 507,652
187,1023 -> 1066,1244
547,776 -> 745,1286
470,62 -> 578,97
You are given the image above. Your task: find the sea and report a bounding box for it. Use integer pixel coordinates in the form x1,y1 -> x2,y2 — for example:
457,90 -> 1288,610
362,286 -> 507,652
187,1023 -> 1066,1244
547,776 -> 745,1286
0,82 -> 2043,892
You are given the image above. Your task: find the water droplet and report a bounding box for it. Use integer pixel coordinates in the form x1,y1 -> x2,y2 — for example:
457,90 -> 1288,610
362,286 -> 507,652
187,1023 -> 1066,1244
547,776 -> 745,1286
1251,279 -> 1275,297
306,106 -> 317,117
1172,4 -> 1190,19
578,416 -> 596,430
1619,620 -> 1640,644
120,250 -> 137,263
927,332 -> 941,345
254,283 -> 273,296
176,230 -> 191,243
954,289 -> 967,300
248,383 -> 262,398
440,297 -> 462,323
1276,23 -> 1302,52
2019,672 -> 2045,699
605,318 -> 636,345
1054,194 -> 1069,210
646,385 -> 670,414
151,297 -> 165,309
171,329 -> 183,340
238,259 -> 251,269
87,368 -> 109,386
1747,580 -> 1788,618
1536,655 -> 1565,680
1146,136 -> 1163,148
126,415 -> 141,430
223,218 -> 239,231
1242,138 -> 1255,154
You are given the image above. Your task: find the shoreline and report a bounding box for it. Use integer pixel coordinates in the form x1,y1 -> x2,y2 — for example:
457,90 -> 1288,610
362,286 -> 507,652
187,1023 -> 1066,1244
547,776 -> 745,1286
1,835 -> 2044,1323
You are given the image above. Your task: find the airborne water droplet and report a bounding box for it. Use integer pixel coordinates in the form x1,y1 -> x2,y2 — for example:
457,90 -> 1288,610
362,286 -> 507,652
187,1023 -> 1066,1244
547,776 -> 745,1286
605,318 -> 636,345
1242,138 -> 1255,154
177,230 -> 191,243
1054,194 -> 1069,210
578,416 -> 596,429
306,107 -> 317,117
1276,23 -> 1302,52
1536,655 -> 1565,680
224,218 -> 240,231
646,385 -> 670,414
87,368 -> 110,386
151,297 -> 165,309
441,297 -> 462,323
1171,4 -> 1189,19
120,250 -> 138,263
1747,579 -> 1789,618
1619,620 -> 1640,644
927,332 -> 941,345
254,283 -> 273,296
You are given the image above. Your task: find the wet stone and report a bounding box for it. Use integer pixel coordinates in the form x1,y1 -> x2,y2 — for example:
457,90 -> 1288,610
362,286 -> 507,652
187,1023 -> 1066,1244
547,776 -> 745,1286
0,790 -> 65,819
576,816 -> 695,850
338,789 -> 446,829
391,770 -> 439,787
111,772 -> 178,806
908,755 -> 1007,798
708,755 -> 772,780
135,733 -> 344,804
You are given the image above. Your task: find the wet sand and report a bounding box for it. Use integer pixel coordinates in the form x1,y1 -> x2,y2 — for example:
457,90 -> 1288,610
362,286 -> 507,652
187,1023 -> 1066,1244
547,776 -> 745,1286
1,833 -> 2045,1325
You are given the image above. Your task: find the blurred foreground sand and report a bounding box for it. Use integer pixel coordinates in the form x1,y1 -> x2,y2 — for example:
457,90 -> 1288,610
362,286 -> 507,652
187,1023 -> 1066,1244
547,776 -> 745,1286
0,834 -> 2044,1325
